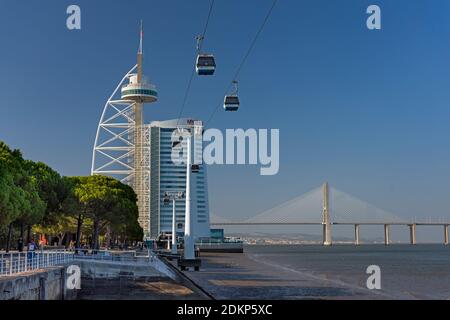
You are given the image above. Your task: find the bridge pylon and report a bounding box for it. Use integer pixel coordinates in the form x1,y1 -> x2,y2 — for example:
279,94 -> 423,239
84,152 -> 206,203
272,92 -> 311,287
322,182 -> 332,246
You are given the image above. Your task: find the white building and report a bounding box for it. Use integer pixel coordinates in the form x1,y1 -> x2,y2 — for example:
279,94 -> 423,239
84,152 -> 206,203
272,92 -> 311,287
148,118 -> 211,239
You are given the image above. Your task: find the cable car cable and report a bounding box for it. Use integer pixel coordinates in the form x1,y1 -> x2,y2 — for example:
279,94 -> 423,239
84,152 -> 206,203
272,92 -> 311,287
199,0 -> 215,51
204,0 -> 278,126
176,0 -> 215,127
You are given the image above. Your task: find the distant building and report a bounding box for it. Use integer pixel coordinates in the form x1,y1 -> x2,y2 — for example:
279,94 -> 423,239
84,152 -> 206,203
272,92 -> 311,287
210,229 -> 225,241
148,119 -> 210,239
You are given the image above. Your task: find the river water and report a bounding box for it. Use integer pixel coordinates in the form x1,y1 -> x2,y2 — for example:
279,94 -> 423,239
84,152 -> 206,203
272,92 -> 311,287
245,244 -> 450,299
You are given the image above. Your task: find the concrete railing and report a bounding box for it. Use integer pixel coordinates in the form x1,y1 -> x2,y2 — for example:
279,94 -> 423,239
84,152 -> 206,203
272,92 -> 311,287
73,249 -> 156,264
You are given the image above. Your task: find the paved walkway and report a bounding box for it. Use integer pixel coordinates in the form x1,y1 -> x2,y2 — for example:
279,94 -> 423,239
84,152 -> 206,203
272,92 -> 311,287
77,276 -> 205,300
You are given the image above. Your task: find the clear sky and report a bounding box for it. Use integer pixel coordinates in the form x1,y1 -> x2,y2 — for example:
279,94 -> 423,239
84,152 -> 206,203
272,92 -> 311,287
1,0 -> 450,228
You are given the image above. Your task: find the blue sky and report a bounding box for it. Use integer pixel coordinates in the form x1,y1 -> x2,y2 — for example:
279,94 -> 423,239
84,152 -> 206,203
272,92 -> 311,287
1,0 -> 450,227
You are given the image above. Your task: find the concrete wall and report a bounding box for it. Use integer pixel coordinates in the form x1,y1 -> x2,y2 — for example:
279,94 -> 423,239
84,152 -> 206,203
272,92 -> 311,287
75,259 -> 175,279
0,266 -> 77,300
0,257 -> 175,300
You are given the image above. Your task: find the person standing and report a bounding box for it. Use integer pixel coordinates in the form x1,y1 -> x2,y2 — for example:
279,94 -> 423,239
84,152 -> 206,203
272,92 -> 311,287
18,237 -> 24,252
27,238 -> 36,267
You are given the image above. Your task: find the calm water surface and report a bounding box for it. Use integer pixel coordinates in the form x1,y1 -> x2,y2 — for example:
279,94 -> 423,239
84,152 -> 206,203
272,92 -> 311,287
245,244 -> 450,299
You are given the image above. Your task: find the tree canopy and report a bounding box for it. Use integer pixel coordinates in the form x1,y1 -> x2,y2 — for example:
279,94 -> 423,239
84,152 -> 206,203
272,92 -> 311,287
0,140 -> 142,250
71,175 -> 142,249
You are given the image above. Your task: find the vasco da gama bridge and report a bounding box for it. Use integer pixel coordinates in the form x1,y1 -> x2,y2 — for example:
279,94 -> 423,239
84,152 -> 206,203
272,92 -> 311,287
211,183 -> 450,246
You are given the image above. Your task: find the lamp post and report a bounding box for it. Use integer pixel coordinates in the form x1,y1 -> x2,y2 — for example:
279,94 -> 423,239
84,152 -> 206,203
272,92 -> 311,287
172,127 -> 195,260
172,198 -> 176,253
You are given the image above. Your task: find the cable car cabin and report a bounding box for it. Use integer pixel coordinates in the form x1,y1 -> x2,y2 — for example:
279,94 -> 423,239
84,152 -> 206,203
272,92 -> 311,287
196,54 -> 216,75
191,164 -> 200,173
223,95 -> 240,111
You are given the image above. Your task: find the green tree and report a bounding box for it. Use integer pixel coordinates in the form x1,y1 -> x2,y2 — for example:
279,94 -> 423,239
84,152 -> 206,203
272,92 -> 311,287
65,176 -> 85,249
107,182 -> 142,246
1,141 -> 142,251
0,142 -> 45,250
0,161 -> 25,226
26,161 -> 68,224
71,175 -> 141,250
26,162 -> 73,244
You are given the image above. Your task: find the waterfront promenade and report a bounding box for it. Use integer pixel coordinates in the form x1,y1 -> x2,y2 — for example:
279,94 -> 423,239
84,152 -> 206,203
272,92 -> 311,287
77,276 -> 206,300
0,249 -> 208,300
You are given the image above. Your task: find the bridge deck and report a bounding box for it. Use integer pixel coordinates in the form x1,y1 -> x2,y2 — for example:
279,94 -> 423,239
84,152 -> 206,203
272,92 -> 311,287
210,222 -> 449,226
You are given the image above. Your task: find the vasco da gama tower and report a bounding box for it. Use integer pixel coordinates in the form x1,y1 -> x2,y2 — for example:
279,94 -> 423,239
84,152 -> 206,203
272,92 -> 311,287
91,24 -> 211,240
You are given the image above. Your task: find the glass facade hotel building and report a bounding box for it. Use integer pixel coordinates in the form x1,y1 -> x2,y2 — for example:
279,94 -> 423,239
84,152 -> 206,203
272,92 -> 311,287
148,119 -> 211,239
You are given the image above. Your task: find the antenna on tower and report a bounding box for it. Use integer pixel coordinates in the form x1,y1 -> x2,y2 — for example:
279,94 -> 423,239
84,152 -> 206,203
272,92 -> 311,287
137,20 -> 144,82
138,20 -> 144,55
